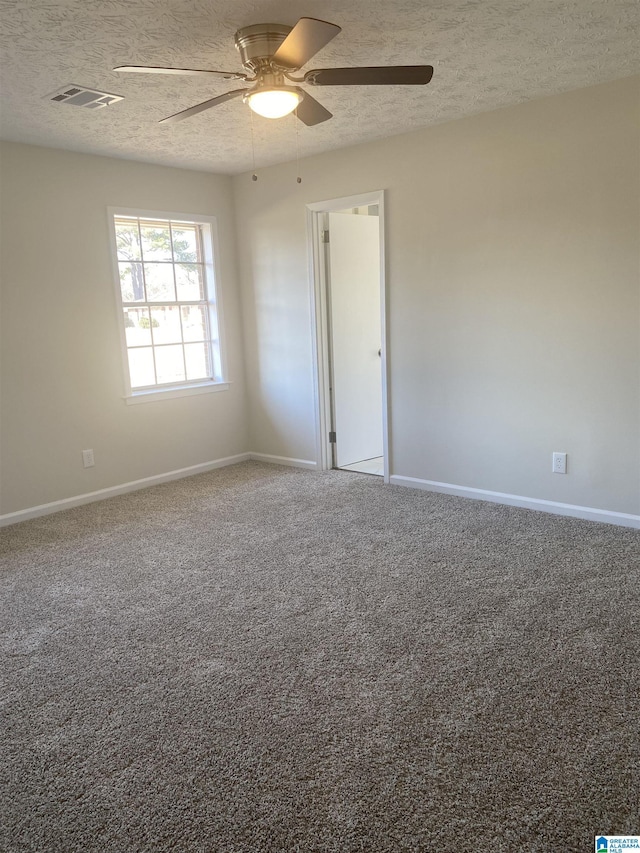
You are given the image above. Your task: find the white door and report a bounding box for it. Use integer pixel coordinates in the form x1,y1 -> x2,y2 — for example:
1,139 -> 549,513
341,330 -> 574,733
328,210 -> 383,468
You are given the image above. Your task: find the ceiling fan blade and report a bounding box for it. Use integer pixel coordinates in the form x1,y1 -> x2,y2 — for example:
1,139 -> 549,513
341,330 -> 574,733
295,92 -> 332,126
304,65 -> 434,86
159,89 -> 246,124
115,65 -> 246,80
272,17 -> 341,69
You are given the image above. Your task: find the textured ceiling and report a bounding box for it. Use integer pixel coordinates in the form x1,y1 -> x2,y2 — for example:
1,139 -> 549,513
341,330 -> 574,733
1,0 -> 638,175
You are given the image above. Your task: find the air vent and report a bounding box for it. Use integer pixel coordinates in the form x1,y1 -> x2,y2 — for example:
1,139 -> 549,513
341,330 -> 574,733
45,85 -> 124,109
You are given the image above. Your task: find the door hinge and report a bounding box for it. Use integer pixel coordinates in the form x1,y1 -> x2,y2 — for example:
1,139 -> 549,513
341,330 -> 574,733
329,431 -> 336,443
321,229 -> 330,243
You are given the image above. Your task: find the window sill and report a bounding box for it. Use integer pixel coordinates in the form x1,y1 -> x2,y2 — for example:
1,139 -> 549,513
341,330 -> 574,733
124,381 -> 230,405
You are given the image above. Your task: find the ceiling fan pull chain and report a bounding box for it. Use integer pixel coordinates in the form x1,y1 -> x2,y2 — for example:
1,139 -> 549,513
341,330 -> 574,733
250,108 -> 258,181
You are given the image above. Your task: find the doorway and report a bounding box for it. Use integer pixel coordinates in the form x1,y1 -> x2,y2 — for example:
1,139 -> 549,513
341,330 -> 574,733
307,191 -> 389,482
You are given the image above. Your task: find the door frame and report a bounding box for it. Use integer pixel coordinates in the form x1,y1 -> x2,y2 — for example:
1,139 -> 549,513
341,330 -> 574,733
306,190 -> 390,483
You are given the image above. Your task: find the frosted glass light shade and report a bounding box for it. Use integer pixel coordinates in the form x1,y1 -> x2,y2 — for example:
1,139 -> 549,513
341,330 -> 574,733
246,88 -> 302,119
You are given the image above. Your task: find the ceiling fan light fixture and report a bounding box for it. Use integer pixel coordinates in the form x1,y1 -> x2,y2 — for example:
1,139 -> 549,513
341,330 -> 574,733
245,86 -> 303,119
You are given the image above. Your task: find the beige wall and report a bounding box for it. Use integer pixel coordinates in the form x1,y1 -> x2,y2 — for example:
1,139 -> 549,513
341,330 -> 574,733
234,76 -> 640,516
2,77 -> 638,521
0,144 -> 248,515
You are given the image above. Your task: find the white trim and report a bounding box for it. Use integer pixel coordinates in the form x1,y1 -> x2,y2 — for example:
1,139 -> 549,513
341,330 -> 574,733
306,208 -> 332,474
389,475 -> 640,529
248,453 -> 318,470
306,191 -> 384,213
125,381 -> 230,404
4,456 -> 636,530
0,454 -> 250,528
378,196 -> 390,484
306,190 -> 390,484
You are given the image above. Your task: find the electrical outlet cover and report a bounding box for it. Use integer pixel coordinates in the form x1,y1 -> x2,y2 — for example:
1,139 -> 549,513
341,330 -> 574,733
552,452 -> 567,474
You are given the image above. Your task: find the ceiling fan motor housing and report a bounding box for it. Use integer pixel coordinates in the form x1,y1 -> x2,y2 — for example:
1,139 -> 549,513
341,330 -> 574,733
234,24 -> 292,73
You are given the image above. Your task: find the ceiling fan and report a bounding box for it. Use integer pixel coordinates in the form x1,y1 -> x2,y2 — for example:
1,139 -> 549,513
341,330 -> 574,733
115,17 -> 433,126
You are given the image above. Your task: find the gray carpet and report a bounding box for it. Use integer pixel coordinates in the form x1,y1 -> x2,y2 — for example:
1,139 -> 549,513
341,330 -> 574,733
1,461 -> 638,852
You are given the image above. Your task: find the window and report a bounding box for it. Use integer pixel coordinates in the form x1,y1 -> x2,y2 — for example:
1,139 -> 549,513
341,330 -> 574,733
109,209 -> 227,402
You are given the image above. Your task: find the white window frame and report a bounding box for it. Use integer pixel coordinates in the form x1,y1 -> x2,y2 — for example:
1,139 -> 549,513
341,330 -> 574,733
107,207 -> 229,404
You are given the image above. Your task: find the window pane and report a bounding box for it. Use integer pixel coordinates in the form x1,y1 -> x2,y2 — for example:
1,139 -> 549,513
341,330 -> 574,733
185,342 -> 211,381
150,306 -> 182,344
181,305 -> 207,342
172,225 -> 199,263
128,347 -> 156,388
145,263 -> 175,301
175,263 -> 205,301
119,262 -> 145,302
115,220 -> 141,260
140,224 -> 172,260
155,344 -> 185,384
124,307 -> 152,346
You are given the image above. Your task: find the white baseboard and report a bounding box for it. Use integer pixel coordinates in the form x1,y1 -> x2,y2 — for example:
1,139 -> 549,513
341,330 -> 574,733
389,475 -> 640,530
4,456 -> 635,531
249,452 -> 318,470
0,453 -> 251,528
